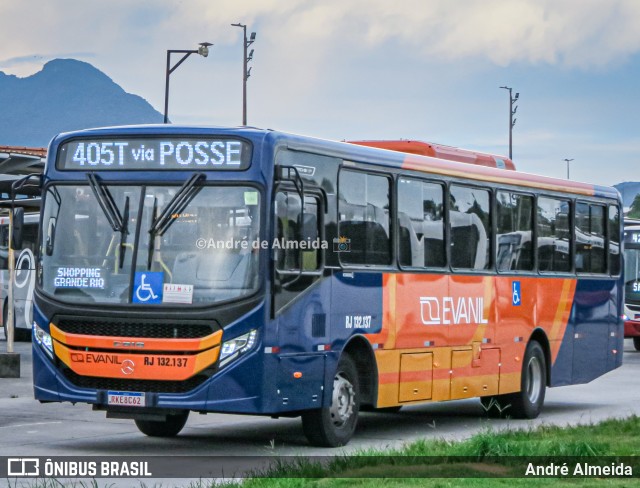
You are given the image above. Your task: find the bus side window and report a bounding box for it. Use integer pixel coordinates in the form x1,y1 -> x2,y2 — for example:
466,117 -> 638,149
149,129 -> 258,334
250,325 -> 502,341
397,178 -> 445,268
338,170 -> 391,266
609,206 -> 621,275
575,202 -> 606,274
496,191 -> 533,272
537,197 -> 571,273
275,191 -> 320,272
449,185 -> 491,270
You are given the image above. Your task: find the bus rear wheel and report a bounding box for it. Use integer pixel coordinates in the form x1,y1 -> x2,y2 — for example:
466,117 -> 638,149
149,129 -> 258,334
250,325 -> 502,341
633,337 -> 640,351
301,354 -> 360,447
481,341 -> 546,419
134,411 -> 189,437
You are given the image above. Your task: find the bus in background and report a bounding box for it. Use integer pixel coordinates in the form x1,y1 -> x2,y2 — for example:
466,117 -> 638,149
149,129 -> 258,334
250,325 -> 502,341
30,126 -> 622,447
623,225 -> 640,350
348,139 -> 516,170
0,212 -> 39,341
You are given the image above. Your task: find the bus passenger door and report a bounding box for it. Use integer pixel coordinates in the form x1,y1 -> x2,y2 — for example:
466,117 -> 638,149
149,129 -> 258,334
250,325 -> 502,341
571,279 -> 610,384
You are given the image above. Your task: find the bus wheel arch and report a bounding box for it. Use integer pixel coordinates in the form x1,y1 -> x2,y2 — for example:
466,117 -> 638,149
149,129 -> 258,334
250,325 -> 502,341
342,335 -> 377,408
528,328 -> 552,387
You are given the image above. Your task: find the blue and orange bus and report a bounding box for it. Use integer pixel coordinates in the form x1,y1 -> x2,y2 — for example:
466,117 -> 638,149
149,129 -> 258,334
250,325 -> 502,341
28,125 -> 623,447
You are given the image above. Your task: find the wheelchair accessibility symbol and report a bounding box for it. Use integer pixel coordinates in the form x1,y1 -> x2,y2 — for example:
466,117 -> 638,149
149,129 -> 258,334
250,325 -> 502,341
132,271 -> 163,304
512,280 -> 521,306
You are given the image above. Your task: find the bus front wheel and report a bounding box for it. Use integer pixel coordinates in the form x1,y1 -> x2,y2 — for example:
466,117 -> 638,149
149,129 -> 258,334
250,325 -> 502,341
134,411 -> 189,437
302,354 -> 360,447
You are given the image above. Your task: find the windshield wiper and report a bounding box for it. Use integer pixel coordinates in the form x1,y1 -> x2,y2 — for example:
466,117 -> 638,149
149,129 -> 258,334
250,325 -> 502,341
119,196 -> 130,269
87,173 -> 129,268
147,173 -> 205,269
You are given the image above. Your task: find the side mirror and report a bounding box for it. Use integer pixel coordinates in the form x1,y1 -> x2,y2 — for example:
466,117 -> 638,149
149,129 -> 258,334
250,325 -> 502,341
302,212 -> 318,242
11,207 -> 24,250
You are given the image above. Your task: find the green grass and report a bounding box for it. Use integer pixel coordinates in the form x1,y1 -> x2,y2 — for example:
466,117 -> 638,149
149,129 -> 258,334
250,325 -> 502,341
219,415 -> 640,487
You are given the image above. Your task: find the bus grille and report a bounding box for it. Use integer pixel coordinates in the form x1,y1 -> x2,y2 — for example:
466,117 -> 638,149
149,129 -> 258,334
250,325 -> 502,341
62,368 -> 209,394
55,318 -> 215,339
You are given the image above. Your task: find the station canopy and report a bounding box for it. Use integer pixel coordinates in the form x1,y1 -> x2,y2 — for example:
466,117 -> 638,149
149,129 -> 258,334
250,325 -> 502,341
0,145 -> 45,211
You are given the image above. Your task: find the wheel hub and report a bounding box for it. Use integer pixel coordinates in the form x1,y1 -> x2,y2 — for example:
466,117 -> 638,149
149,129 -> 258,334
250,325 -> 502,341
330,372 -> 355,427
526,356 -> 542,404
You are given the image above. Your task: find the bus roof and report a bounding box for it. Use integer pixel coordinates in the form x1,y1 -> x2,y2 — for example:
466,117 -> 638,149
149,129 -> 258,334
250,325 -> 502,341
47,125 -> 620,201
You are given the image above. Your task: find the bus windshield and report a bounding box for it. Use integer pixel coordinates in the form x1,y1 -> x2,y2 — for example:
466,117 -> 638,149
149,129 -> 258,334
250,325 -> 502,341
39,184 -> 260,305
625,246 -> 640,303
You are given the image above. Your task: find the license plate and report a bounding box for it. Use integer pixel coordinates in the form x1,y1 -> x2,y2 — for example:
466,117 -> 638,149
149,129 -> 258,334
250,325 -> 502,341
107,391 -> 145,407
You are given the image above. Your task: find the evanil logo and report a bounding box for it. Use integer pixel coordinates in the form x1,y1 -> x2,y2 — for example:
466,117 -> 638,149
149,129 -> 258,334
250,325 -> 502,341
420,297 -> 489,325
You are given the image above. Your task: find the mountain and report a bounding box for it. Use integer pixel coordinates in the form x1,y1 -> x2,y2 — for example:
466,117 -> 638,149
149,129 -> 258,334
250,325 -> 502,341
0,59 -> 163,147
614,182 -> 640,208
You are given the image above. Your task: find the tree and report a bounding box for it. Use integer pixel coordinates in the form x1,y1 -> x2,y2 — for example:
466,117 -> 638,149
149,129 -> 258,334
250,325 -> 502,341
629,193 -> 640,219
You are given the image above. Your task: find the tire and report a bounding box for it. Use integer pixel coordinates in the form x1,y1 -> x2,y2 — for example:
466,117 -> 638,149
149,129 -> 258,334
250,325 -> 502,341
633,337 -> 640,352
134,411 -> 189,437
481,341 -> 546,419
302,354 -> 360,447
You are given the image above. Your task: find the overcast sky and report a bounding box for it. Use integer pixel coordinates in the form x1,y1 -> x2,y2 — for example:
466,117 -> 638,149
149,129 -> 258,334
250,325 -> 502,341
1,0 -> 639,186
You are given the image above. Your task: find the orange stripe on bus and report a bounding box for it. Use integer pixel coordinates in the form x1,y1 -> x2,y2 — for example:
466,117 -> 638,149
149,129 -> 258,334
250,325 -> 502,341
49,324 -> 222,352
54,340 -> 219,381
549,279 -> 576,362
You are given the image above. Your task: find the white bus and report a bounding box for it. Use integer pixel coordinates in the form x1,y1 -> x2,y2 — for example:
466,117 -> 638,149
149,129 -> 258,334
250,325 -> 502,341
0,212 -> 38,341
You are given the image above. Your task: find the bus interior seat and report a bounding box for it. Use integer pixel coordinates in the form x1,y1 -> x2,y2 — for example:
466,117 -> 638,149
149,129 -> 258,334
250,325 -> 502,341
397,212 -> 422,267
339,220 -> 391,265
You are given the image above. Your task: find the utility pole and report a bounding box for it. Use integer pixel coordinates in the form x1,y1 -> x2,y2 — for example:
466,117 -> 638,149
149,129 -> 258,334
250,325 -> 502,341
163,43 -> 212,124
499,86 -> 519,160
231,23 -> 256,126
563,158 -> 574,180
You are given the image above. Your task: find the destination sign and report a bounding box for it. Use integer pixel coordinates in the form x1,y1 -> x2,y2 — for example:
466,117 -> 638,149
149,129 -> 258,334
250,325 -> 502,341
57,137 -> 251,170
624,230 -> 640,244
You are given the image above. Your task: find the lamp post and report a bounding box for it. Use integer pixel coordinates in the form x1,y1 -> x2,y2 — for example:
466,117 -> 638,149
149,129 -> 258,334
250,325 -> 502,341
499,86 -> 519,160
563,158 -> 574,180
231,23 -> 256,126
164,42 -> 212,124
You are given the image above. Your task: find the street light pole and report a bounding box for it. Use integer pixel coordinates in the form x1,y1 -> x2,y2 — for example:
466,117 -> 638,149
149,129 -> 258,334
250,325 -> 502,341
164,42 -> 212,124
232,23 -> 256,126
499,86 -> 519,160
563,158 -> 574,179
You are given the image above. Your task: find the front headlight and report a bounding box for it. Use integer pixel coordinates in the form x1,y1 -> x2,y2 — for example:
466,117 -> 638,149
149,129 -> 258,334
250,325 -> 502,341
33,323 -> 53,359
219,329 -> 257,367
